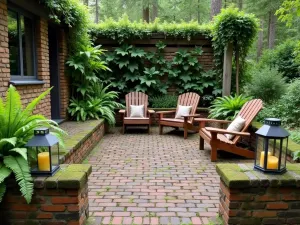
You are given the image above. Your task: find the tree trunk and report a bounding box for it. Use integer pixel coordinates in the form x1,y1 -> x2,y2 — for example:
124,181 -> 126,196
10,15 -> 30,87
257,19 -> 264,61
210,0 -> 222,20
143,6 -> 150,22
222,43 -> 233,96
238,0 -> 243,10
268,11 -> 277,49
95,0 -> 99,23
235,47 -> 240,95
84,0 -> 88,6
151,0 -> 158,22
198,0 -> 200,23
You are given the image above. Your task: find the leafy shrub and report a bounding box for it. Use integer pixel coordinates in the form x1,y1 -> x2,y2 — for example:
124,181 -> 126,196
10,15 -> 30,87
291,130 -> 300,144
208,94 -> 251,120
68,84 -> 123,124
245,67 -> 287,104
149,95 -> 178,108
257,79 -> 300,128
0,85 -> 66,203
258,40 -> 300,81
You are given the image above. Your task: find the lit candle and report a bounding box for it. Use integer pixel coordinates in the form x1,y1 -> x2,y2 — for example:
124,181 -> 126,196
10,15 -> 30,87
260,151 -> 271,167
38,152 -> 50,171
267,156 -> 279,169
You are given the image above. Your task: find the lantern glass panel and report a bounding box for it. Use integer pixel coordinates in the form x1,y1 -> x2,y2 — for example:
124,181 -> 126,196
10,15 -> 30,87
50,144 -> 60,170
255,135 -> 265,168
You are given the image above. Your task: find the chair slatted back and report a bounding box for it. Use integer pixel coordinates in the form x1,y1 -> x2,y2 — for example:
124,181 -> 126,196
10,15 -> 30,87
232,99 -> 263,144
125,92 -> 148,117
177,92 -> 200,123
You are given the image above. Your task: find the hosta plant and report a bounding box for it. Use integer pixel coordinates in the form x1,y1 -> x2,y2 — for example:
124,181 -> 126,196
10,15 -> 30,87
209,94 -> 251,120
0,85 -> 66,203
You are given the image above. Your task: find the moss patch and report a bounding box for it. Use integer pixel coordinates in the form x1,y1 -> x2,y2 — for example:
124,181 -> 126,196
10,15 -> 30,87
217,163 -> 300,188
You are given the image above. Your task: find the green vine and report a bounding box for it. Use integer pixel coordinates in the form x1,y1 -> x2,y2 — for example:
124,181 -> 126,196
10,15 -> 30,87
211,7 -> 259,81
42,0 -> 91,54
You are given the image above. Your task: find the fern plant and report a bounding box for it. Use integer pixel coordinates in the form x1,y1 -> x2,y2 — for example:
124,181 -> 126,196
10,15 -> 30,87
209,94 -> 251,120
68,83 -> 124,124
0,85 -> 66,203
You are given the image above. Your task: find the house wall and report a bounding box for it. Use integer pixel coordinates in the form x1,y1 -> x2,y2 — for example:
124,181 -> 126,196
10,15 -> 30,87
0,0 -> 69,119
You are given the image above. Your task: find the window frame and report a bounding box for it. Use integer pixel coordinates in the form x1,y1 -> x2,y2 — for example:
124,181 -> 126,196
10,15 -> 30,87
8,4 -> 37,80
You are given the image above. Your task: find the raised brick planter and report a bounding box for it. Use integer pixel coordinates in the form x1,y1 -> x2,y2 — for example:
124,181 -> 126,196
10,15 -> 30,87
217,163 -> 300,225
0,164 -> 92,225
58,120 -> 105,164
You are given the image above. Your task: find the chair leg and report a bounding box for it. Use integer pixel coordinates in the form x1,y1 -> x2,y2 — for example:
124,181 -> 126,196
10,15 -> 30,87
211,144 -> 217,162
148,125 -> 150,134
159,125 -> 163,135
122,124 -> 125,134
184,128 -> 187,139
199,136 -> 204,150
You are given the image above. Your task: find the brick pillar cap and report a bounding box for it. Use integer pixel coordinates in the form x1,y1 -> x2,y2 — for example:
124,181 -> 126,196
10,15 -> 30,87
216,163 -> 300,188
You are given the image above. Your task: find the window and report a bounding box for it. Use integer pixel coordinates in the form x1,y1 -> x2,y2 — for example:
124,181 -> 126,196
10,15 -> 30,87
8,7 -> 36,79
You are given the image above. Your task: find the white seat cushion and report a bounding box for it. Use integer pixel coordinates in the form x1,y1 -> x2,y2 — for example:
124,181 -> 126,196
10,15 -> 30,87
225,116 -> 246,140
130,105 -> 144,118
175,105 -> 192,119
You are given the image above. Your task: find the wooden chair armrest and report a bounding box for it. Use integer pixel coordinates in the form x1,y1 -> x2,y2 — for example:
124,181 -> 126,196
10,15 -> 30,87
205,127 -> 250,136
119,109 -> 126,114
182,114 -> 200,118
148,109 -> 155,114
194,118 -> 231,123
156,110 -> 176,114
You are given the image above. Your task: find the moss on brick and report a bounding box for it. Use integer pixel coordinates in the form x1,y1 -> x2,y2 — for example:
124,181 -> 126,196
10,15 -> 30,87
216,164 -> 250,188
217,163 -> 300,188
57,171 -> 87,189
42,164 -> 91,189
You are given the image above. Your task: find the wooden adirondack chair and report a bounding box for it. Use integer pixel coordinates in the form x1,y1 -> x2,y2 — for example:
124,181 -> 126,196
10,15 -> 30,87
119,92 -> 154,134
195,99 -> 263,161
157,92 -> 201,139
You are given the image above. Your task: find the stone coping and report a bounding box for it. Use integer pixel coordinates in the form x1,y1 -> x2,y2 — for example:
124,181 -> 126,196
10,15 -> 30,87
54,119 -> 105,163
217,163 -> 300,189
252,122 -> 300,155
33,164 -> 92,189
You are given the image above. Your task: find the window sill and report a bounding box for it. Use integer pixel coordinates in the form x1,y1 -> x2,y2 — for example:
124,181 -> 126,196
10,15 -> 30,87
10,80 -> 45,86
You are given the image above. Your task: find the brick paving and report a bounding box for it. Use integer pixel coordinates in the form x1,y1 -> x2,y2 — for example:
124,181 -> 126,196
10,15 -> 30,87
86,127 -> 244,225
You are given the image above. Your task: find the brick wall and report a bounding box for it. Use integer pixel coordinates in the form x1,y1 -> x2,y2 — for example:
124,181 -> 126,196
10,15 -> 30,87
0,1 -> 9,98
0,164 -> 91,225
219,180 -> 300,225
63,121 -> 105,164
59,29 -> 69,119
0,0 -> 70,119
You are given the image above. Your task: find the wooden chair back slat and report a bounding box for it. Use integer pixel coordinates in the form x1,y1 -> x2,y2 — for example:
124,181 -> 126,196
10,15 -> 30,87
232,99 -> 263,144
125,92 -> 148,117
176,92 -> 200,123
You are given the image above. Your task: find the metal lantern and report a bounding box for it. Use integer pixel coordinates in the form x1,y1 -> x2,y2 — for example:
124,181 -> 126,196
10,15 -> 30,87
25,128 -> 60,176
254,118 -> 289,174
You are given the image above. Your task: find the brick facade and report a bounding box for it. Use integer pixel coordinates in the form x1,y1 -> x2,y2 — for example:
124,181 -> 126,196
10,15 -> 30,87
0,1 -> 10,98
59,29 -> 69,119
0,0 -> 69,119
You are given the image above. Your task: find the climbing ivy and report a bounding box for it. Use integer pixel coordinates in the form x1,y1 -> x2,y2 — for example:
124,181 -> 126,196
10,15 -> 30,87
98,42 -> 221,101
42,0 -> 91,54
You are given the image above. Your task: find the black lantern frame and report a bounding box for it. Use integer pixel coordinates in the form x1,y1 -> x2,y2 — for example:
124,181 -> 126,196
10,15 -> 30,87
254,118 -> 289,174
25,128 -> 60,176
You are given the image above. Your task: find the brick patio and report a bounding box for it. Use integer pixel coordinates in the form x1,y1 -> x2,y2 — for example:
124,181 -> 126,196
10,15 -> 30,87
86,127 -> 247,225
